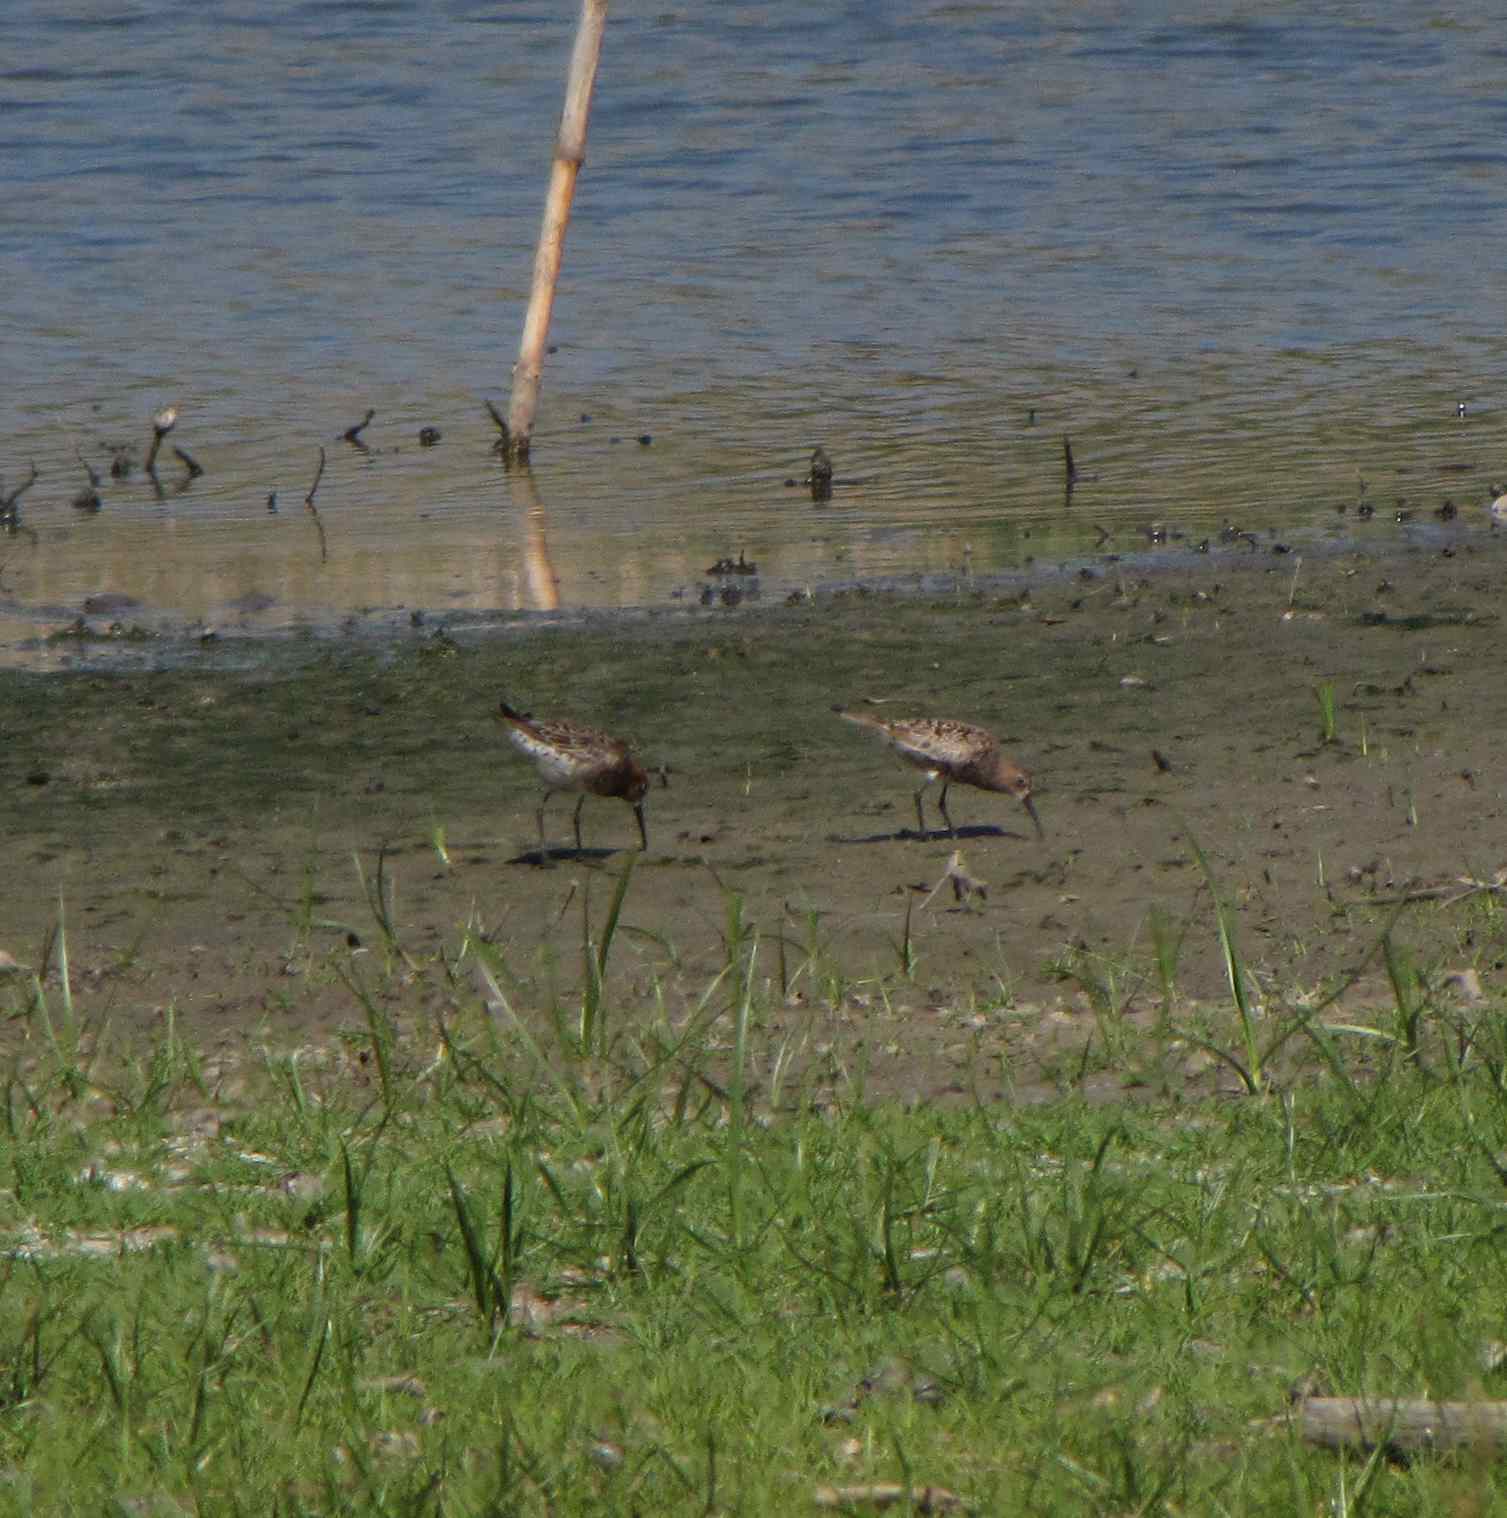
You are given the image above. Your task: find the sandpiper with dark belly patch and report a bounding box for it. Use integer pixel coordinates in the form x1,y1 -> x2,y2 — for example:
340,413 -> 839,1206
498,700 -> 650,863
834,706 -> 1042,840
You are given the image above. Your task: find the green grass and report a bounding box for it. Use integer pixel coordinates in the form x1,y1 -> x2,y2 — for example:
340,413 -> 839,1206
1316,681 -> 1339,745
8,888 -> 1507,1513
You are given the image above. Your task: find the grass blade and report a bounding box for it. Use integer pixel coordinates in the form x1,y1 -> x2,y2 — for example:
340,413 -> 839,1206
1184,826 -> 1263,1094
447,1166 -> 504,1326
294,1317 -> 331,1431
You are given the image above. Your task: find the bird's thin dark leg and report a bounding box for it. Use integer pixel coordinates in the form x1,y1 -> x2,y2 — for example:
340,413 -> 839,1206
537,791 -> 553,866
572,795 -> 586,851
632,800 -> 648,851
913,783 -> 929,839
938,782 -> 956,838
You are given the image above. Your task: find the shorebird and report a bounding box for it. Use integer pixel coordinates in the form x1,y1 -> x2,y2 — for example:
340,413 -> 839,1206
497,700 -> 649,863
834,707 -> 1042,840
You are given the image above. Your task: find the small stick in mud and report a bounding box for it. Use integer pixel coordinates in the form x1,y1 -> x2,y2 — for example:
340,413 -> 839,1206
72,450 -> 103,511
919,849 -> 988,910
0,463 -> 38,525
814,1484 -> 962,1513
144,406 -> 177,476
341,409 -> 375,449
808,446 -> 834,503
303,446 -> 328,563
1287,1396 -> 1507,1456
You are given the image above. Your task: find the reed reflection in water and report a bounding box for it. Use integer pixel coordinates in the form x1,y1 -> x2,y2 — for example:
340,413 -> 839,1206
511,469 -> 561,615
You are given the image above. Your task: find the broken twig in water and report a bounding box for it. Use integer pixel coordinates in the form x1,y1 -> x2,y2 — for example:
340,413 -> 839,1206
503,0 -> 609,465
808,446 -> 834,502
485,398 -> 511,457
341,409 -> 375,449
72,450 -> 102,511
304,446 -> 328,563
144,406 -> 177,476
1063,434 -> 1099,495
1,463 -> 39,524
305,447 -> 325,507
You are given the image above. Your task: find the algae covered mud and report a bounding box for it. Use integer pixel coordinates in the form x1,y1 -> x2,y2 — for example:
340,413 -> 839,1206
4,533 -> 1505,1103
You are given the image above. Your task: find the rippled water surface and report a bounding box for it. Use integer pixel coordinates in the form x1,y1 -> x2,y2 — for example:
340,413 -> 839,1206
3,1 -> 1505,665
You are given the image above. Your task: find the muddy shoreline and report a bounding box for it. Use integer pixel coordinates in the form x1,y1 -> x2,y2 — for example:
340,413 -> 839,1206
3,530 -> 1504,1102
0,504 -> 1481,675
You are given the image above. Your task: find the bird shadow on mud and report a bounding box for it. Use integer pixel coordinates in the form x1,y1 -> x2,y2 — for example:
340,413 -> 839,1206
827,823 -> 1015,846
506,845 -> 630,868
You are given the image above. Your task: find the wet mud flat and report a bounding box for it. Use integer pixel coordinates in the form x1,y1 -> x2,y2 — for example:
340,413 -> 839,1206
2,533 -> 1505,1105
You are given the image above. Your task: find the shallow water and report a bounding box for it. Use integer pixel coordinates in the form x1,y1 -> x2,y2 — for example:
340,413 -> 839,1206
3,1 -> 1505,667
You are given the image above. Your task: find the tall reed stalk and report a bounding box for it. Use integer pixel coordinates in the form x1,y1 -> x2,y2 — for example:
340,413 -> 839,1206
503,0 -> 610,463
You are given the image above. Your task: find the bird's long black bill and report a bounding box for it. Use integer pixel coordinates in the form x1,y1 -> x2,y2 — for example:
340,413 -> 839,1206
633,802 -> 648,852
1023,795 -> 1044,839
